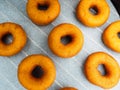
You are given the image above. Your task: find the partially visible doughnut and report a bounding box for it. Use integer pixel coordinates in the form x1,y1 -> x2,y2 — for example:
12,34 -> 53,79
60,87 -> 78,90
0,22 -> 27,56
26,0 -> 60,25
76,0 -> 110,27
102,20 -> 120,52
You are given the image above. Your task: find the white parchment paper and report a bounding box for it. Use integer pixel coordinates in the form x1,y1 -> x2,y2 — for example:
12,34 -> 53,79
0,0 -> 120,90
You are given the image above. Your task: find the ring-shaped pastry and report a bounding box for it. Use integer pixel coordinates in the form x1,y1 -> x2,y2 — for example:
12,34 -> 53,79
102,20 -> 120,52
48,23 -> 84,58
76,0 -> 110,27
84,52 -> 120,89
0,22 -> 27,56
26,0 -> 60,25
18,54 -> 56,90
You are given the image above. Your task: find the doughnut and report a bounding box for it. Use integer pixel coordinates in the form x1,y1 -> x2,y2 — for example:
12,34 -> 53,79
26,0 -> 60,25
18,54 -> 56,90
60,87 -> 78,90
48,23 -> 84,58
76,0 -> 110,27
102,20 -> 120,52
0,22 -> 27,56
84,52 -> 120,89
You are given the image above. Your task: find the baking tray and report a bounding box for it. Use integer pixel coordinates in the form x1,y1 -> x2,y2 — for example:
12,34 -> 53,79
0,0 -> 120,90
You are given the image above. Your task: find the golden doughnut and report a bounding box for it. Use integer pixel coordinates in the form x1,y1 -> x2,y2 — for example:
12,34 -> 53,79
84,52 -> 120,89
18,54 -> 56,90
102,20 -> 120,52
26,0 -> 60,25
60,87 -> 78,90
0,22 -> 27,56
48,23 -> 84,58
76,0 -> 110,27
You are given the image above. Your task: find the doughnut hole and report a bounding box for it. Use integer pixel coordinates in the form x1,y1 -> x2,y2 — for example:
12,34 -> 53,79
61,35 -> 72,45
89,6 -> 98,15
97,64 -> 107,76
117,32 -> 120,38
31,65 -> 44,78
1,33 -> 13,45
37,3 -> 49,10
